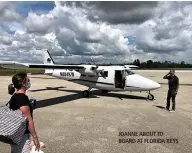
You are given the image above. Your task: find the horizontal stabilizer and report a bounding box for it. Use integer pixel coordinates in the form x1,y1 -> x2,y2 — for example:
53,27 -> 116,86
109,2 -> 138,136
0,61 -> 29,69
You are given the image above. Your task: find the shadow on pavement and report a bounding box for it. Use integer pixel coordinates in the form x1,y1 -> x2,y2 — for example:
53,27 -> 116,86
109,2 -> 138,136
33,87 -> 147,109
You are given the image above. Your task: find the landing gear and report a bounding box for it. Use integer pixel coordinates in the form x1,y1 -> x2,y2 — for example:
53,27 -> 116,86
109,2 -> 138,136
147,91 -> 154,100
102,89 -> 108,93
82,87 -> 92,97
147,94 -> 154,100
83,90 -> 89,97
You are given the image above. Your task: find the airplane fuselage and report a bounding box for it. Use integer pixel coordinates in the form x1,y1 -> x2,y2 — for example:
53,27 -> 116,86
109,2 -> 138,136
50,67 -> 161,92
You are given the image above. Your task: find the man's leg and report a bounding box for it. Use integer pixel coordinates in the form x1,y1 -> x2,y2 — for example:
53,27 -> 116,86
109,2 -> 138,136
166,91 -> 171,110
172,94 -> 176,111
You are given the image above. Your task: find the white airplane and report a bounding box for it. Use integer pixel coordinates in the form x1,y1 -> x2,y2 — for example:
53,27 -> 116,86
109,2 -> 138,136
0,50 -> 161,100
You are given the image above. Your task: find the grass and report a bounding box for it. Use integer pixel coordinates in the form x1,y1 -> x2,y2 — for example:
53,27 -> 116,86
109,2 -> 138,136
0,68 -> 45,76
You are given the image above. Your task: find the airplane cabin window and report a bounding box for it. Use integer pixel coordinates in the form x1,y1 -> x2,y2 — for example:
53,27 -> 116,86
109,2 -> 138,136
98,71 -> 108,77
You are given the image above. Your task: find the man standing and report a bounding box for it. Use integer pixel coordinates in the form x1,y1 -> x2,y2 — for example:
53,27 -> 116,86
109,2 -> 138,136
163,69 -> 179,112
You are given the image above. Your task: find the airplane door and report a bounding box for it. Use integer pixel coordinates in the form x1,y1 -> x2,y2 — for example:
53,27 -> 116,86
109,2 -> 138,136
114,70 -> 126,89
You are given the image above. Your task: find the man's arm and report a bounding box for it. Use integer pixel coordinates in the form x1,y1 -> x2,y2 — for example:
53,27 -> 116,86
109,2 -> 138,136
176,77 -> 179,93
163,72 -> 170,79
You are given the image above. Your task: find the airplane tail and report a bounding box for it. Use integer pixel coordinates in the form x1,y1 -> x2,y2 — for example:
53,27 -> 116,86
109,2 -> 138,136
42,49 -> 55,65
42,49 -> 55,74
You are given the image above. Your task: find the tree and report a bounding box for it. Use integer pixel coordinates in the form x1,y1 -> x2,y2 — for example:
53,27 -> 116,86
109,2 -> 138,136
181,61 -> 185,65
136,59 -> 140,66
133,59 -> 140,66
146,60 -> 153,68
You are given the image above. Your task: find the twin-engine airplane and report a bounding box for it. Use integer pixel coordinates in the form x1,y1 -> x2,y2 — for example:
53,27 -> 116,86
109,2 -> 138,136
0,50 -> 161,100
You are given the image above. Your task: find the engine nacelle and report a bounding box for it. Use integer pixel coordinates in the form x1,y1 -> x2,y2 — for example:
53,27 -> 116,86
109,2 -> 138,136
79,65 -> 97,75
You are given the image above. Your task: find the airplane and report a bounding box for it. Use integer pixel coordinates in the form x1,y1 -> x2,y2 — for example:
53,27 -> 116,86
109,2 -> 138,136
0,50 -> 161,100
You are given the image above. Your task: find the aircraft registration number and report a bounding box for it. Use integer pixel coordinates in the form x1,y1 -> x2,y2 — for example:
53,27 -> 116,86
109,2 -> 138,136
60,72 -> 74,77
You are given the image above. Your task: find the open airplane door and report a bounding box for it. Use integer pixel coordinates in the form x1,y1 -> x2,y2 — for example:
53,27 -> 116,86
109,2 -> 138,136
114,70 -> 126,89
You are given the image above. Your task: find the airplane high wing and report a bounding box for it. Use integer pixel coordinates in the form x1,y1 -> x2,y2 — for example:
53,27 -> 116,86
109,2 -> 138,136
0,50 -> 138,73
0,60 -> 138,77
0,61 -> 85,70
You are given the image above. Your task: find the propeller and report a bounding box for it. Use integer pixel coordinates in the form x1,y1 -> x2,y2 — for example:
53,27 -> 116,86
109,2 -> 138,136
90,58 -> 106,77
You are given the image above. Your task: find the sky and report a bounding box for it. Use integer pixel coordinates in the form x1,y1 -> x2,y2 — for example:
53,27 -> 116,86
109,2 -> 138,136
0,1 -> 192,64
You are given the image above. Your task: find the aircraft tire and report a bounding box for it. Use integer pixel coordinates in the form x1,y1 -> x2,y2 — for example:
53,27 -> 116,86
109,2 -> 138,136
102,89 -> 108,93
83,90 -> 89,97
147,94 -> 154,100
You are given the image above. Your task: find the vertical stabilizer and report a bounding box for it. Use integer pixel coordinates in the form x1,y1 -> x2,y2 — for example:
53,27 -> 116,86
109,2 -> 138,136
42,49 -> 55,65
42,49 -> 55,74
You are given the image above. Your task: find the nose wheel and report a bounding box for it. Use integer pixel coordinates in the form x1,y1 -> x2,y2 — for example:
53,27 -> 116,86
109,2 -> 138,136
83,90 -> 89,97
147,91 -> 154,100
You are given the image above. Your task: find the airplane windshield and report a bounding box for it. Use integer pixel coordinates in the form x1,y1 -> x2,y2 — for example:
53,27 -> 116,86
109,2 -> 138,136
125,70 -> 135,75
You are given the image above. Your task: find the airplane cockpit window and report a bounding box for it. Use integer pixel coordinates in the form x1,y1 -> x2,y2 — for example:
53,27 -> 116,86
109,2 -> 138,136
91,67 -> 96,71
104,71 -> 108,77
125,70 -> 135,75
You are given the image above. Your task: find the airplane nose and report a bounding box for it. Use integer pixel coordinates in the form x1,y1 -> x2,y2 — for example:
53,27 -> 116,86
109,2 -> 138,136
126,74 -> 161,90
143,79 -> 161,90
152,81 -> 161,89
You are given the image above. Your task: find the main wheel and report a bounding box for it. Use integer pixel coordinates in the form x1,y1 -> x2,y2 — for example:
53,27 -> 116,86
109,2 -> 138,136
102,89 -> 108,93
83,90 -> 89,97
147,94 -> 154,100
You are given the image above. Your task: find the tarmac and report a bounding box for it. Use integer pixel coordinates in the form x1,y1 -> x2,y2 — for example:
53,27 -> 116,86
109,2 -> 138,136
0,70 -> 192,153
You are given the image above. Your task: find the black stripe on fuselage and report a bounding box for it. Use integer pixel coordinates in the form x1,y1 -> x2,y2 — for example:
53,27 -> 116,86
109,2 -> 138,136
68,79 -> 141,88
69,79 -> 114,85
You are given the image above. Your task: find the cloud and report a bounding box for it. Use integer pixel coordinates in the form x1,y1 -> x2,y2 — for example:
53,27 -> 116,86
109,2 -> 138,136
47,2 -> 131,64
25,12 -> 54,35
136,2 -> 192,54
0,33 -> 13,45
0,2 -> 22,22
0,31 -> 64,63
114,1 -> 192,63
1,1 -> 192,64
0,2 -> 23,34
13,1 -> 55,17
62,1 -> 158,24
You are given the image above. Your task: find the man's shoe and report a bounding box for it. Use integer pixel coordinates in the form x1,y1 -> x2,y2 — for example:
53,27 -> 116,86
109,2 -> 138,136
169,110 -> 175,112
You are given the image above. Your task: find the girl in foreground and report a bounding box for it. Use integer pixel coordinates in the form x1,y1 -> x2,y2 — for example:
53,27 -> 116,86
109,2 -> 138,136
8,72 -> 40,153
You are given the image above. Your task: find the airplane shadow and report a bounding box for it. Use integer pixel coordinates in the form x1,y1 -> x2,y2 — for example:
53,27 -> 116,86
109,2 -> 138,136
29,76 -> 56,79
32,87 -> 147,109
36,92 -> 99,109
154,105 -> 166,110
30,86 -> 66,92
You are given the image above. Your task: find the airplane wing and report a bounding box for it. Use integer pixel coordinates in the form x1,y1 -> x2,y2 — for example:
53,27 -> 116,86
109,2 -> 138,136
0,61 -> 85,70
124,65 -> 138,69
0,50 -> 137,77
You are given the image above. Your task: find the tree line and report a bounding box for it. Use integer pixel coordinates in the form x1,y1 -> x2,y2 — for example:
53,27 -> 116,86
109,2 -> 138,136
131,59 -> 192,68
1,59 -> 192,69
